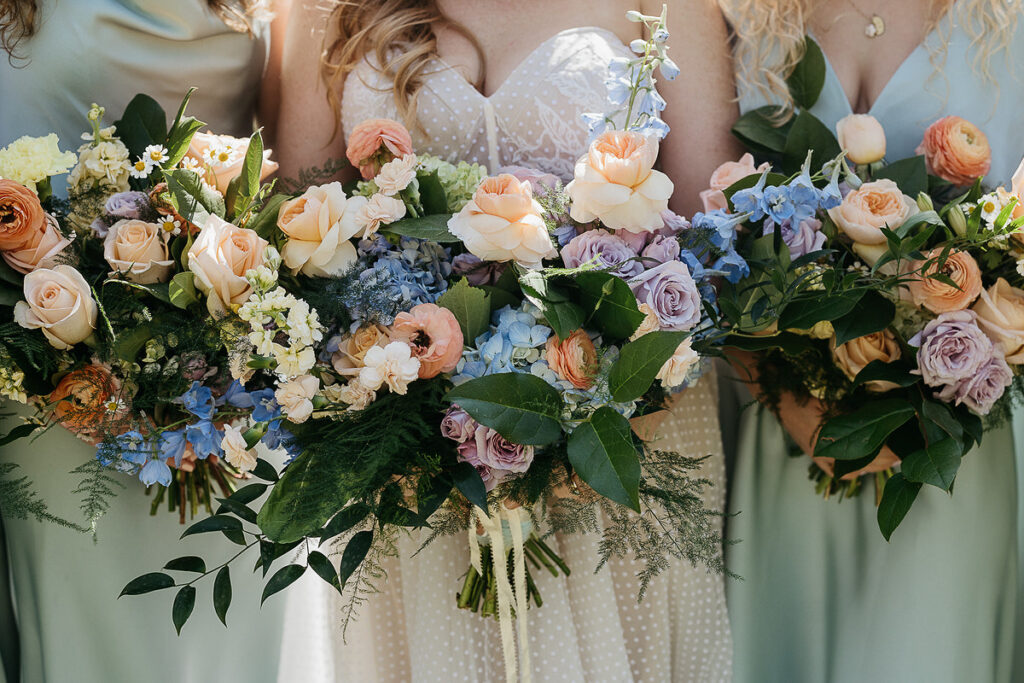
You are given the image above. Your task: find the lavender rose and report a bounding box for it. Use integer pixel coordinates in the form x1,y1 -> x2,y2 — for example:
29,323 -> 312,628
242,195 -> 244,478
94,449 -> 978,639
913,310 -> 994,386
104,191 -> 151,220
641,234 -> 681,264
614,228 -> 649,253
937,354 -> 1013,415
456,439 -> 504,491
441,406 -> 478,443
472,427 -> 534,473
451,253 -> 507,286
630,259 -> 702,331
659,209 -> 691,236
562,229 -> 643,279
764,217 -> 826,259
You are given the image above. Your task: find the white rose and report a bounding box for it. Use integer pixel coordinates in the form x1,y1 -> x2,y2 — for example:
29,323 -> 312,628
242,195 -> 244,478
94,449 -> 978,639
14,265 -> 98,349
104,219 -> 174,284
276,182 -> 367,276
274,374 -> 320,423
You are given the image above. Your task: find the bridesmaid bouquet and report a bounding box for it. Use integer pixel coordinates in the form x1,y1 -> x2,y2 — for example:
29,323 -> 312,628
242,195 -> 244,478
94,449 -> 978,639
712,38 -> 1024,538
0,91 -> 283,528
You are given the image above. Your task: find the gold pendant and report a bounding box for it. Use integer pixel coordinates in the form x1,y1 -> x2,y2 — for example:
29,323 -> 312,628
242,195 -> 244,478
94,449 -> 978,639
865,14 -> 885,38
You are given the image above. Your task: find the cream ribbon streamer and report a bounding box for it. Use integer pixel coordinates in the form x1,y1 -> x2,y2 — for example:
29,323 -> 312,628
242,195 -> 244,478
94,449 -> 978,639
470,504 -> 531,683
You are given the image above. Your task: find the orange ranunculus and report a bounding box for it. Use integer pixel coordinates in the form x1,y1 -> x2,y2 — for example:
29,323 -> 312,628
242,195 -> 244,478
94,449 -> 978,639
916,116 -> 991,186
907,248 -> 983,314
545,329 -> 598,389
49,364 -> 121,435
389,303 -> 464,378
345,118 -> 414,180
0,179 -> 46,251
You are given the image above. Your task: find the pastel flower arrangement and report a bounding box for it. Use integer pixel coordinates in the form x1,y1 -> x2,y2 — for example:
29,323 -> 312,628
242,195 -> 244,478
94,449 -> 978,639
718,38 -> 1024,538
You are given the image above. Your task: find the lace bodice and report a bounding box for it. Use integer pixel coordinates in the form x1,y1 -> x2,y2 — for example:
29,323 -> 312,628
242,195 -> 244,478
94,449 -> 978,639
341,26 -> 632,181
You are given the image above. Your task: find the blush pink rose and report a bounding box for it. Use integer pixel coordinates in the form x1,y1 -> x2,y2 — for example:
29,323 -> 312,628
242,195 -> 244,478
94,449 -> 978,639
699,153 -> 771,213
14,265 -> 98,349
186,215 -> 268,315
345,118 -> 414,180
389,303 -> 464,378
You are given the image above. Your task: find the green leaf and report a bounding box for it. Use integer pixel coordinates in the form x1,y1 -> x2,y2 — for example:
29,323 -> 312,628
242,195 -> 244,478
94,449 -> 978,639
258,451 -> 349,543
900,438 -> 961,490
417,171 -> 450,214
180,514 -> 242,539
451,461 -> 488,510
164,169 -> 227,225
479,284 -> 521,312
214,497 -> 258,524
172,585 -> 196,635
0,257 -> 23,286
814,399 -> 916,461
445,373 -> 564,445
120,572 -> 174,597
225,482 -> 268,505
851,360 -> 919,389
381,214 -> 459,242
783,110 -> 842,173
261,564 -> 306,605
113,324 -> 152,362
608,331 -> 689,403
339,530 -> 373,587
575,272 -> 645,340
308,551 -> 341,593
240,130 -> 264,199
102,279 -> 171,304
722,331 -> 817,356
518,270 -> 585,340
877,473 -> 921,541
163,556 -> 206,573
213,566 -> 231,626
251,458 -> 279,482
723,171 -> 790,203
0,423 -> 38,448
320,503 -> 371,543
731,106 -> 791,155
247,194 -> 290,239
831,291 -> 895,346
779,290 -> 863,331
257,539 -> 302,578
787,36 -> 826,109
874,156 -> 928,197
114,94 -> 168,159
567,407 -> 640,511
437,278 -> 491,342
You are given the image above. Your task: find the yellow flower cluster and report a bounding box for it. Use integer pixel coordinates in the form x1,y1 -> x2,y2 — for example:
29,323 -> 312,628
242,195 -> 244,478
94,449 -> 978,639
0,134 -> 77,193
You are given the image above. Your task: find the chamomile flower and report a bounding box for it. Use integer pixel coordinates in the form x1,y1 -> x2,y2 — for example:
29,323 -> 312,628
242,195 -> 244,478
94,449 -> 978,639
144,144 -> 169,166
158,216 -> 181,236
129,157 -> 153,179
979,192 -> 1003,224
205,142 -> 239,167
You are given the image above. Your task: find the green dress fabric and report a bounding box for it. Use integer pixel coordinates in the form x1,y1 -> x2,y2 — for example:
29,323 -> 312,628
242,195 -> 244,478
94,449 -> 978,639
0,2 -> 285,681
724,21 -> 1024,683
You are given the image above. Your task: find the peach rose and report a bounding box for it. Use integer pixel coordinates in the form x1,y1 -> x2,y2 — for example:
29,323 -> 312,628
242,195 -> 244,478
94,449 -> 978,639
907,248 -> 982,314
49,364 -> 120,436
827,179 -> 917,244
332,324 -> 390,375
836,114 -> 887,165
346,118 -> 414,180
832,329 -> 902,392
103,219 -> 174,284
277,182 -> 367,276
389,303 -> 464,378
972,278 -> 1024,364
545,329 -> 597,389
447,174 -> 556,268
699,153 -> 770,212
1013,157 -> 1023,197
2,213 -> 71,274
14,265 -> 98,349
567,130 -> 673,233
916,116 -> 991,186
0,179 -> 47,251
185,131 -> 278,194
186,215 -> 267,315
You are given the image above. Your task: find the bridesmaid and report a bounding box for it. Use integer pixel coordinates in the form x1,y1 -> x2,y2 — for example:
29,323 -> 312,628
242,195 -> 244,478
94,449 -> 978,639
717,0 -> 1024,681
0,1 -> 290,681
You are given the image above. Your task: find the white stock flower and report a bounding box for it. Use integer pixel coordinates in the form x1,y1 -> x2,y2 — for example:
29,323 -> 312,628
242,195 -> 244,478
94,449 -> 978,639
656,338 -> 699,388
221,426 -> 257,473
274,344 -> 316,379
374,154 -> 418,196
355,193 -> 407,238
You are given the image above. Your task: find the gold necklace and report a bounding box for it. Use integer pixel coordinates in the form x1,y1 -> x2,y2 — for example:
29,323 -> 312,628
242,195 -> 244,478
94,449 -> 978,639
846,0 -> 886,38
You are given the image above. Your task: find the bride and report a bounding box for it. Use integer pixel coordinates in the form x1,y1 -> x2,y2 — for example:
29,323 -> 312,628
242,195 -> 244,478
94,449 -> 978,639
275,0 -> 740,679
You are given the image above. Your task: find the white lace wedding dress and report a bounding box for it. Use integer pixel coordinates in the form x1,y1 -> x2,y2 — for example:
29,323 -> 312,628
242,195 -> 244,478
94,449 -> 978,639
278,26 -> 732,682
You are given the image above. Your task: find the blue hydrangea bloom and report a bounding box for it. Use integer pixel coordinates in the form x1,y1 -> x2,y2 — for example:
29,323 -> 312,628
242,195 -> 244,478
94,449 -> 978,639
356,236 -> 452,317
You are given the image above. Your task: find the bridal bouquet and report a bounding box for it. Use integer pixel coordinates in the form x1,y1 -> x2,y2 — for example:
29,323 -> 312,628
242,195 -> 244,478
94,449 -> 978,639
714,38 -> 1024,538
122,13 -> 733,674
0,91 -> 286,529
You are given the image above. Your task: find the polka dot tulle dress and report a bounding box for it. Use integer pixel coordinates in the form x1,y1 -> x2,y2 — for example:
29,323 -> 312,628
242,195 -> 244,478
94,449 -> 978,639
277,27 -> 733,682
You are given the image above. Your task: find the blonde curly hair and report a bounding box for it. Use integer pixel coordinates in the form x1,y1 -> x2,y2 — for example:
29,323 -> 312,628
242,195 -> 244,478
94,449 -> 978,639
720,0 -> 1021,118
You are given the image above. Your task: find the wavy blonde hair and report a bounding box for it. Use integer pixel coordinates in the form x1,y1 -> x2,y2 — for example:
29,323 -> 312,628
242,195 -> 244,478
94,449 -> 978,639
1,0 -> 261,59
321,0 -> 485,132
720,0 -> 1020,118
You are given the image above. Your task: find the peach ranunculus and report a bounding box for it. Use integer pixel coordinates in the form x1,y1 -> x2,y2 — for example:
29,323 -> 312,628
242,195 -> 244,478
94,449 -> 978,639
389,303 -> 464,379
907,248 -> 982,314
49,364 -> 121,436
835,114 -> 887,165
916,116 -> 991,186
699,153 -> 771,213
346,118 -> 414,180
545,328 -> 597,389
186,215 -> 268,315
185,131 -> 279,194
972,278 -> 1024,364
832,329 -> 902,392
332,324 -> 390,375
277,182 -> 367,276
103,219 -> 174,284
0,179 -> 47,251
14,265 -> 98,349
567,130 -> 674,233
827,178 -> 917,244
3,213 -> 71,274
447,174 -> 556,268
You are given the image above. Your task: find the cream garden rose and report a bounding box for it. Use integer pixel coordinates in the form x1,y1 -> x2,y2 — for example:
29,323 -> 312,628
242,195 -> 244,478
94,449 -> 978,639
277,182 -> 367,276
185,132 -> 278,194
972,278 -> 1024,364
14,265 -> 98,349
374,154 -> 418,196
103,219 -> 174,284
567,130 -> 673,233
828,179 -> 917,244
832,329 -> 902,392
187,215 -> 267,315
836,114 -> 887,165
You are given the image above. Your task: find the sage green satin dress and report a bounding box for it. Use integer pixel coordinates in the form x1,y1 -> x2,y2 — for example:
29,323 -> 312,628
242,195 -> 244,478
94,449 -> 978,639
0,2 -> 284,681
723,21 -> 1024,683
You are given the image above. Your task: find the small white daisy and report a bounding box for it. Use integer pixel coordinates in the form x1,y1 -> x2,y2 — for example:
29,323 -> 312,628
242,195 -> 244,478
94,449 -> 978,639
158,216 -> 182,236
205,143 -> 236,167
144,144 -> 169,166
979,193 -> 1003,224
129,157 -> 153,179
